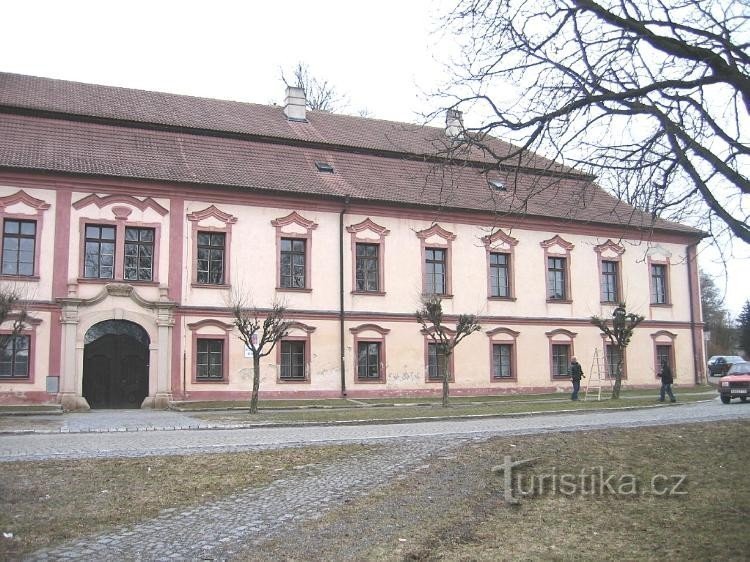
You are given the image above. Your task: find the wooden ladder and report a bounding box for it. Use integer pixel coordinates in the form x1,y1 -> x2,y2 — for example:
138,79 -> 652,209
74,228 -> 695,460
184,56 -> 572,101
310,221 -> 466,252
584,348 -> 608,401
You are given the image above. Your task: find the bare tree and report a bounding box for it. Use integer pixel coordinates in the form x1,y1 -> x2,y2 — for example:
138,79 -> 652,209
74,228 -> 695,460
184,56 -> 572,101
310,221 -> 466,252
416,295 -> 481,407
282,62 -> 347,112
591,303 -> 645,399
440,0 -> 749,244
0,284 -> 29,357
230,294 -> 291,414
701,270 -> 735,356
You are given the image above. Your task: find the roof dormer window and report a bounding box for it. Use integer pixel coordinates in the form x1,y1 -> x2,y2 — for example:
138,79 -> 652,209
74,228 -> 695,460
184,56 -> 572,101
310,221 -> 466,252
315,161 -> 334,173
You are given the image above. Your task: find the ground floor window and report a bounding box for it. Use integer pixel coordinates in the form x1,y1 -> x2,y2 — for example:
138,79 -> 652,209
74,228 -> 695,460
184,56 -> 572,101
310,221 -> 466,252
551,344 -> 571,378
605,344 -> 626,379
0,335 -> 29,379
492,343 -> 513,379
427,342 -> 450,381
196,338 -> 224,380
655,344 -> 674,372
357,341 -> 381,380
280,341 -> 306,380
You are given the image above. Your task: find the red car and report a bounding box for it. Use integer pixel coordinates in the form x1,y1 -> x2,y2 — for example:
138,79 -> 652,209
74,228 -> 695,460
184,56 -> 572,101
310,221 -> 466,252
719,361 -> 750,404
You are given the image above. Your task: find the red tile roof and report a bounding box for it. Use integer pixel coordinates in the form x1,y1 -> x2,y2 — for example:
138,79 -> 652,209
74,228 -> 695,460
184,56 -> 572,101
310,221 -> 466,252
0,72 -> 701,237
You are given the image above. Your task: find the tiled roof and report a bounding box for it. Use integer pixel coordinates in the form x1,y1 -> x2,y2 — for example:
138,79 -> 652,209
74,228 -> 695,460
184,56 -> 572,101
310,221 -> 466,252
0,73 -> 571,172
0,73 -> 701,236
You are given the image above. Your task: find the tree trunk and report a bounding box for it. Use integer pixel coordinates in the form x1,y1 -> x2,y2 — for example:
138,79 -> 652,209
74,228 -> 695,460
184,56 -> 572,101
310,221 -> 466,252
441,352 -> 450,408
612,356 -> 624,399
250,354 -> 261,414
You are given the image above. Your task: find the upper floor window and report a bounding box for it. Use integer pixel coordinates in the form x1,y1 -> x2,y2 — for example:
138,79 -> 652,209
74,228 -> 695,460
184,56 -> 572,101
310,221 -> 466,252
417,224 -> 455,297
357,341 -> 381,380
196,338 -> 224,381
84,225 -> 116,279
196,232 -> 225,285
2,220 -> 36,276
280,238 -> 306,289
547,257 -> 567,300
355,243 -> 379,292
124,227 -> 155,282
601,260 -> 619,303
0,335 -> 30,379
651,264 -> 667,304
280,340 -> 306,380
489,252 -> 510,298
425,248 -> 447,295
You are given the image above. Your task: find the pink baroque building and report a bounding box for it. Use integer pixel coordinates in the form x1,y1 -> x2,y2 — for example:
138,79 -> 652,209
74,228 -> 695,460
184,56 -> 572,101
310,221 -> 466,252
0,73 -> 705,410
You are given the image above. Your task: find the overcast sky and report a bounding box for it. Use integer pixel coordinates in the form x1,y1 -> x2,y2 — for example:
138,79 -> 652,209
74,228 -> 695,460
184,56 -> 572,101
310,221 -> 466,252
2,0 -> 747,315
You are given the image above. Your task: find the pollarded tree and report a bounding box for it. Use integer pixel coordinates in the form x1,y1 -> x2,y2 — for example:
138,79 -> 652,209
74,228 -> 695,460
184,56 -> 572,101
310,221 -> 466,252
591,303 -> 645,399
230,294 -> 291,414
416,295 -> 481,407
440,0 -> 749,244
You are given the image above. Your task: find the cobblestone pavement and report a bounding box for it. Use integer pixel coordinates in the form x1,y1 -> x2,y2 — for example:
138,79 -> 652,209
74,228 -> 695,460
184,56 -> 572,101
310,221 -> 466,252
27,437 -> 467,561
8,401 -> 750,561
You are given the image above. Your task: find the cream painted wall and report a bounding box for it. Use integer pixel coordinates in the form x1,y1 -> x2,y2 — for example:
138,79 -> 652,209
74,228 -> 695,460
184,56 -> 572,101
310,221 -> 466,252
0,181 -> 701,401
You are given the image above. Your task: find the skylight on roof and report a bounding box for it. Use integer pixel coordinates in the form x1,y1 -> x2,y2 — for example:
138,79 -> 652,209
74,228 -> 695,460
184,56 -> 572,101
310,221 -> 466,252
489,179 -> 506,191
315,161 -> 334,173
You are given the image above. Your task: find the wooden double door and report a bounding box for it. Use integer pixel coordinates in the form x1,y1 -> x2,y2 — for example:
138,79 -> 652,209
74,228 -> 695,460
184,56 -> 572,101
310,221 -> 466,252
82,333 -> 149,409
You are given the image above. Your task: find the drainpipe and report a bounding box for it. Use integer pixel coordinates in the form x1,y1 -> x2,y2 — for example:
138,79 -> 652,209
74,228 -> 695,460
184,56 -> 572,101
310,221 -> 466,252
340,195 -> 350,396
686,242 -> 702,384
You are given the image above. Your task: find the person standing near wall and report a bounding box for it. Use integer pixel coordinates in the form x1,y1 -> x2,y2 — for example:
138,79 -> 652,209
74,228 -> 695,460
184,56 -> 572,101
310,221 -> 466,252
658,360 -> 676,403
569,356 -> 584,400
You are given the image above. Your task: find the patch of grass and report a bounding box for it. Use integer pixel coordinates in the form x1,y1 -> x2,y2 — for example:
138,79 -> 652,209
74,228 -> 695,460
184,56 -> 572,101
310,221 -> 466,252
0,443 -> 374,558
191,395 -> 710,425
174,387 -> 715,411
172,398 -> 356,410
256,422 -> 750,561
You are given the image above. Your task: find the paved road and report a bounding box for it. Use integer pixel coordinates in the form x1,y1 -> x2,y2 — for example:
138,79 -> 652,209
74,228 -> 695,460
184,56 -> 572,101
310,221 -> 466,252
7,401 -> 750,561
2,400 -> 748,462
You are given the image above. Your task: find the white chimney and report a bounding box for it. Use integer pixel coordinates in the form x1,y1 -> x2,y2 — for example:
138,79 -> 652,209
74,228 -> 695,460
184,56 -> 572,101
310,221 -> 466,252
283,86 -> 307,121
445,109 -> 464,138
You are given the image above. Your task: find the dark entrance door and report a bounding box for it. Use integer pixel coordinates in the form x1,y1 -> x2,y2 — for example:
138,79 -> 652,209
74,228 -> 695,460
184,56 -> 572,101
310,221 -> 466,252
82,321 -> 150,409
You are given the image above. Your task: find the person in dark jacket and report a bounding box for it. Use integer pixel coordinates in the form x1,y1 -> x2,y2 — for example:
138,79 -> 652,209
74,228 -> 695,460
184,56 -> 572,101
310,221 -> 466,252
569,357 -> 584,400
658,360 -> 676,402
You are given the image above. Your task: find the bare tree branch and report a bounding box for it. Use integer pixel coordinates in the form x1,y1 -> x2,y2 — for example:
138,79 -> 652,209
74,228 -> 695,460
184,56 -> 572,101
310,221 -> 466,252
281,62 -> 347,112
440,0 -> 750,244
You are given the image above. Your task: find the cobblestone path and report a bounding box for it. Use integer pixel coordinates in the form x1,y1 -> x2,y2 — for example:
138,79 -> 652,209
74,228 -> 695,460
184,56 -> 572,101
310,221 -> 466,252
27,436 -> 468,561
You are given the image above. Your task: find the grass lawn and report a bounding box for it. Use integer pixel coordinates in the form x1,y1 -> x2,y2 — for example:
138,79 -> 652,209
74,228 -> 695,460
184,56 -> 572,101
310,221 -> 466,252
191,394 -> 710,425
0,443 -> 375,558
171,386 -> 715,411
257,421 -> 750,561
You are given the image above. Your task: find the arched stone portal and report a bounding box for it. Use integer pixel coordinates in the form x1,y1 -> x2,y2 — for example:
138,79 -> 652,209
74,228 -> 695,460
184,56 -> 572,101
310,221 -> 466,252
82,320 -> 150,409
